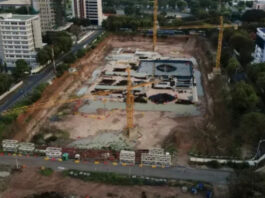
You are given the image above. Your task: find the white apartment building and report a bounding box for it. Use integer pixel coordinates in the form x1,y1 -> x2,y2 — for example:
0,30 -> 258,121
254,28 -> 265,63
0,13 -> 43,70
72,0 -> 103,26
0,0 -> 31,9
32,0 -> 56,34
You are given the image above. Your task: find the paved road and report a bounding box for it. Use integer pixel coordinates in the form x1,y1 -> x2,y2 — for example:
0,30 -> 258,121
0,155 -> 232,185
0,30 -> 103,113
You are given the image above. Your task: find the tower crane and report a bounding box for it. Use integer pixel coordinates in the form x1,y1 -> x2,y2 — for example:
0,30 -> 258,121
153,0 -> 158,52
150,1 -> 238,72
2,68 -> 158,136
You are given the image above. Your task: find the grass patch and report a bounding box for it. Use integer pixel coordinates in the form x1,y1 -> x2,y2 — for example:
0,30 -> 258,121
0,83 -> 48,141
63,169 -> 213,193
39,167 -> 53,176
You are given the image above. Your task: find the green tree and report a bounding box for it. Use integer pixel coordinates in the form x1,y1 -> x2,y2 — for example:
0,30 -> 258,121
229,170 -> 265,198
229,31 -> 254,66
45,31 -> 72,55
56,63 -> 69,77
226,57 -> 240,77
37,46 -> 52,65
0,62 -> 4,73
239,112 -> 265,145
242,9 -> 265,22
231,81 -> 259,114
169,0 -> 177,9
0,73 -> 13,95
69,24 -> 81,42
12,59 -> 31,80
63,53 -> 76,64
76,49 -> 86,58
177,0 -> 187,11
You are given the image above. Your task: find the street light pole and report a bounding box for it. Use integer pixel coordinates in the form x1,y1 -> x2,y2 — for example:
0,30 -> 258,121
51,45 -> 56,74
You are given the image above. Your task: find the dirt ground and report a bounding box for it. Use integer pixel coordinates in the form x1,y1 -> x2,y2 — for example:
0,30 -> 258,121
12,35 -> 216,165
1,168 -> 203,198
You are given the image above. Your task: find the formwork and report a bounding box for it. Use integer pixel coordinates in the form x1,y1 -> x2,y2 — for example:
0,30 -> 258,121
18,142 -> 35,153
141,149 -> 172,167
45,147 -> 62,158
119,150 -> 135,165
2,139 -> 18,152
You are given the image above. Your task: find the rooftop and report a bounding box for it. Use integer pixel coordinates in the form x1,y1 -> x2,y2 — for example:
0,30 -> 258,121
0,0 -> 30,5
0,13 -> 38,21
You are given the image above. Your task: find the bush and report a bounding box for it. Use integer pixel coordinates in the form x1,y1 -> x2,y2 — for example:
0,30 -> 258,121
56,63 -> 70,77
39,167 -> 53,176
65,170 -> 167,186
76,49 -> 86,58
63,53 -> 76,64
206,160 -> 221,169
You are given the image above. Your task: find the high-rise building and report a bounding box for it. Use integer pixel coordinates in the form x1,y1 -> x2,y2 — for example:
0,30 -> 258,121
32,0 -> 67,34
254,28 -> 265,63
0,13 -> 43,70
72,0 -> 103,26
32,0 -> 56,34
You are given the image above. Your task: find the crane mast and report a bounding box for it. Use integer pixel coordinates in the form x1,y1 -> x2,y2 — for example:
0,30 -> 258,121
153,0 -> 158,52
214,16 -> 224,73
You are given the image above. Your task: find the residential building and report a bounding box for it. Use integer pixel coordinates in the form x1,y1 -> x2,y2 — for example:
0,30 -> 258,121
65,0 -> 73,18
0,13 -> 43,70
72,0 -> 103,26
0,0 -> 31,9
254,28 -> 265,63
32,0 -> 56,33
253,0 -> 265,10
32,0 -> 67,34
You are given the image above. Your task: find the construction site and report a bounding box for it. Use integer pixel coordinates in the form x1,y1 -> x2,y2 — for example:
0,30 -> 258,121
10,34 -> 212,166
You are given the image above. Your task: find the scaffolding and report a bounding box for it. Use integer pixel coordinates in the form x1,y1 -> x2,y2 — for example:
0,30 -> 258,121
18,142 -> 35,153
141,148 -> 171,167
2,139 -> 18,152
45,147 -> 62,158
119,150 -> 135,165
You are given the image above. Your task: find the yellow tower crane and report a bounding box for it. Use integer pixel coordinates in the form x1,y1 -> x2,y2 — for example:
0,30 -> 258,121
153,0 -> 158,52
158,17 -> 237,72
2,68 -> 158,136
151,0 -> 237,73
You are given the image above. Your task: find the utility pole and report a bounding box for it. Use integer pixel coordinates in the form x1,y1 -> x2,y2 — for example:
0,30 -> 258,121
51,45 -> 56,74
15,158 -> 19,169
152,0 -> 158,78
